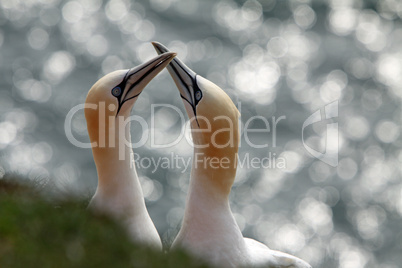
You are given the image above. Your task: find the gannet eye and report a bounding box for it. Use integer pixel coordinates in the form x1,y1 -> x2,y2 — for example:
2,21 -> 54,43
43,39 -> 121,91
195,90 -> 202,101
112,87 -> 121,97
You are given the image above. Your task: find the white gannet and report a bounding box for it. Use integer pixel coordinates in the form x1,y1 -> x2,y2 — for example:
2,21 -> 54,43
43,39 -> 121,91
152,42 -> 311,268
85,52 -> 176,249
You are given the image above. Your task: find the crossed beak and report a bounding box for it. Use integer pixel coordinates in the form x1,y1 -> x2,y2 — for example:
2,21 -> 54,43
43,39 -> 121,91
115,52 -> 177,115
151,41 -> 202,126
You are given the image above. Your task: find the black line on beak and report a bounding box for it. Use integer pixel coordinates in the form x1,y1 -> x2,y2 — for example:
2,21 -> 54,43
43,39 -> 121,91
115,54 -> 174,116
169,60 -> 201,127
152,42 -> 201,127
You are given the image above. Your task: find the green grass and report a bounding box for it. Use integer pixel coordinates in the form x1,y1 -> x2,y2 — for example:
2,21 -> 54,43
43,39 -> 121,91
0,175 -> 210,268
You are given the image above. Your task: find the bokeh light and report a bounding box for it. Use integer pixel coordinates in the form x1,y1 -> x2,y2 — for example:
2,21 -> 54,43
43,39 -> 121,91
1,1 -> 401,267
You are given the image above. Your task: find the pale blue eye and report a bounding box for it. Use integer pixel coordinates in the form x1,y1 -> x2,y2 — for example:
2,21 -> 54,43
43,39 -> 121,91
112,87 -> 121,97
195,90 -> 202,101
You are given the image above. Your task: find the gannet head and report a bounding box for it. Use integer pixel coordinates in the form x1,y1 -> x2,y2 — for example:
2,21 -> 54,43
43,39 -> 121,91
152,42 -> 240,152
86,52 -> 176,118
85,52 -> 176,147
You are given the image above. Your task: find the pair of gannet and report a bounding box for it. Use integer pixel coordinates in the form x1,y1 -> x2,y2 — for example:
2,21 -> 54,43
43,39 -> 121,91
85,42 -> 311,267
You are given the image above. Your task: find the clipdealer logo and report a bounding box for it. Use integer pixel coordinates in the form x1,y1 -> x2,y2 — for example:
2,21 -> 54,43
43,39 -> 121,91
302,101 -> 338,167
64,101 -> 339,169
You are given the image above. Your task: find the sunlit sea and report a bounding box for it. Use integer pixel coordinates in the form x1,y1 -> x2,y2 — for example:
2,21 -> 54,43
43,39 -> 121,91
0,1 -> 401,267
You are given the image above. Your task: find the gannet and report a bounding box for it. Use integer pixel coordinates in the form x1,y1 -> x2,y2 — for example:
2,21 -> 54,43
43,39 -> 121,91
152,42 -> 311,268
85,52 -> 176,249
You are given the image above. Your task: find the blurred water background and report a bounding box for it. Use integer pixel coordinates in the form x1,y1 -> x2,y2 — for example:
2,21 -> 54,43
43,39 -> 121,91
0,0 -> 402,267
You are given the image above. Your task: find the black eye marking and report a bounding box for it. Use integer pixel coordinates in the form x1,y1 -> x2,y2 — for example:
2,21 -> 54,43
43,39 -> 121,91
195,90 -> 202,101
193,75 -> 203,106
169,61 -> 202,127
113,70 -> 130,116
112,87 -> 122,97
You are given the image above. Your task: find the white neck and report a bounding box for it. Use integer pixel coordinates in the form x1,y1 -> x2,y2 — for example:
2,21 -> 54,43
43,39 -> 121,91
89,118 -> 147,220
89,117 -> 162,248
174,147 -> 245,254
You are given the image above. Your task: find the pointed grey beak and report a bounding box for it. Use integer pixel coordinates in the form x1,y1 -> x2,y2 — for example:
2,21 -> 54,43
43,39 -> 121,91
115,51 -> 176,115
151,41 -> 202,126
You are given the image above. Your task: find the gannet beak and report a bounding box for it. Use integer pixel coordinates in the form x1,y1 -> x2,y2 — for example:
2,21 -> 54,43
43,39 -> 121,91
114,52 -> 176,115
151,42 -> 203,126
